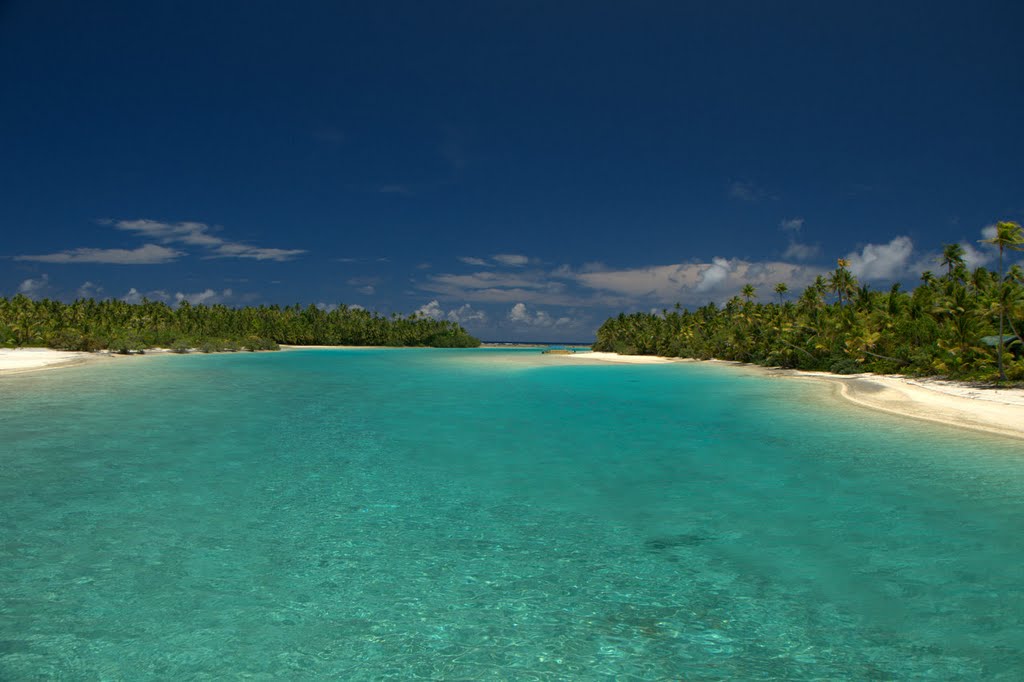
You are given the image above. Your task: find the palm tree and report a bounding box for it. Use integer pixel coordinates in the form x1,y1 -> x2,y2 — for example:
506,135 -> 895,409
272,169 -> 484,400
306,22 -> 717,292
828,259 -> 857,306
979,220 -> 1024,380
774,282 -> 789,305
741,284 -> 756,303
940,243 -> 966,279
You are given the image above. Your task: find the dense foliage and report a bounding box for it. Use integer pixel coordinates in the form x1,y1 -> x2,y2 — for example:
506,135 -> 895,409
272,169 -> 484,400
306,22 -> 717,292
595,223 -> 1024,382
0,297 -> 480,352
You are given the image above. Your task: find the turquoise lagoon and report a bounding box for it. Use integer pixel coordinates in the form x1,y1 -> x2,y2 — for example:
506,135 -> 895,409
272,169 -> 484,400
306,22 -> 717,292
2,348 -> 1024,680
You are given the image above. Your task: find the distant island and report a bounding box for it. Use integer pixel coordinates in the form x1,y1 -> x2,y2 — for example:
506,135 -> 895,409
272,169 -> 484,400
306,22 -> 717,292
595,222 -> 1024,383
0,297 -> 480,353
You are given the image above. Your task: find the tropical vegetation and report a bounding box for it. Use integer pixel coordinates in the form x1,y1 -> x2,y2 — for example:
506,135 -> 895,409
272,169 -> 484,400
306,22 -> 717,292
0,297 -> 480,352
594,223 -> 1024,382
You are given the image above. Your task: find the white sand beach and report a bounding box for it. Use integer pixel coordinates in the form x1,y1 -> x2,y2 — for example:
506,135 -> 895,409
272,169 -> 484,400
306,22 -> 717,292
563,351 -> 1024,441
0,348 -> 95,374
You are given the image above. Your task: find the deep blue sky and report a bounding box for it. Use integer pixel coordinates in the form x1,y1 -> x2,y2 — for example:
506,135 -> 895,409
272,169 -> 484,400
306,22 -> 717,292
2,1 -> 1022,340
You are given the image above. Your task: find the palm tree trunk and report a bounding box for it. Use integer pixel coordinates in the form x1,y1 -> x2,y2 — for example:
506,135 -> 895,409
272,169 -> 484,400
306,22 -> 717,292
998,245 -> 1007,381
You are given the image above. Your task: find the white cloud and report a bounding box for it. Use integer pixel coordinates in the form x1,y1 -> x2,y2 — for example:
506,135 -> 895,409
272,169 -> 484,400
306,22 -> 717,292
777,217 -> 820,261
782,242 -> 822,261
844,236 -> 914,280
493,253 -> 529,266
447,303 -> 486,324
113,219 -> 306,261
960,241 -> 993,270
15,244 -> 183,264
576,259 -> 823,304
981,224 -> 998,240
122,288 -> 143,304
210,242 -> 308,261
415,300 -> 487,326
17,274 -> 50,298
780,217 -> 804,232
416,300 -> 445,320
421,269 -> 573,304
76,281 -> 103,299
458,256 -> 489,266
121,288 -> 170,304
507,302 -> 572,327
728,180 -> 770,202
174,288 -> 232,305
696,257 -> 731,292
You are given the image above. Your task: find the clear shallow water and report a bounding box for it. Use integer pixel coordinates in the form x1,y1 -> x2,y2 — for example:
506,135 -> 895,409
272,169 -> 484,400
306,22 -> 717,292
2,349 -> 1024,680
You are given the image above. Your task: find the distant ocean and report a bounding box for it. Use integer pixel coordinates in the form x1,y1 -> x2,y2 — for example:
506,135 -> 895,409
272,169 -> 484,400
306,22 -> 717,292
3,348 -> 1023,679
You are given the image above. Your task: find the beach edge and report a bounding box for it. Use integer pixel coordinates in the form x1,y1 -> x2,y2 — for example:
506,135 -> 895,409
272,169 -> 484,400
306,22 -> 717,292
559,351 -> 1024,441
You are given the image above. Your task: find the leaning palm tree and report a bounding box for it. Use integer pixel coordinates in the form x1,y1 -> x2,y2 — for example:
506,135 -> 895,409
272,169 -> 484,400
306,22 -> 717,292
979,220 -> 1024,380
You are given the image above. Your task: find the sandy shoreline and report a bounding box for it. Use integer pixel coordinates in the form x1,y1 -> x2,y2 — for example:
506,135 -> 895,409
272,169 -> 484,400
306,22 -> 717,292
562,351 -> 1024,441
0,348 -> 98,374
5,346 -> 1024,440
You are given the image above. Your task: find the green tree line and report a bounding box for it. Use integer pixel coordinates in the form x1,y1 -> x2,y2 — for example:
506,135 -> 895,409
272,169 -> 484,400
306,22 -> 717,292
594,221 -> 1024,381
0,297 -> 480,352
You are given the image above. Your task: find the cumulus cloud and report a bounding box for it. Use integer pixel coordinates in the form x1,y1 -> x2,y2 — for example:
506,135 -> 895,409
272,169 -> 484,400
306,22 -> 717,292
696,258 -> 731,292
122,288 -> 170,304
960,240 -> 993,269
416,300 -> 445,320
447,303 -> 486,324
113,219 -> 306,261
17,274 -> 50,298
15,244 -> 183,264
76,281 -> 103,299
492,253 -> 529,266
174,288 -> 232,305
782,242 -> 822,261
507,302 -> 573,327
458,256 -> 489,266
415,300 -> 487,325
844,236 -> 914,280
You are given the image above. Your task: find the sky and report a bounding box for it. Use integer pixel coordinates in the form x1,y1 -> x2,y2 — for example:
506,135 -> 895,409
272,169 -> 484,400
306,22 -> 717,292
2,1 -> 1022,341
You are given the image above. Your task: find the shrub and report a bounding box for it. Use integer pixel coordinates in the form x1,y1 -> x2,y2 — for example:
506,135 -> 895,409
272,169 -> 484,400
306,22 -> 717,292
48,330 -> 102,352
828,357 -> 864,375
